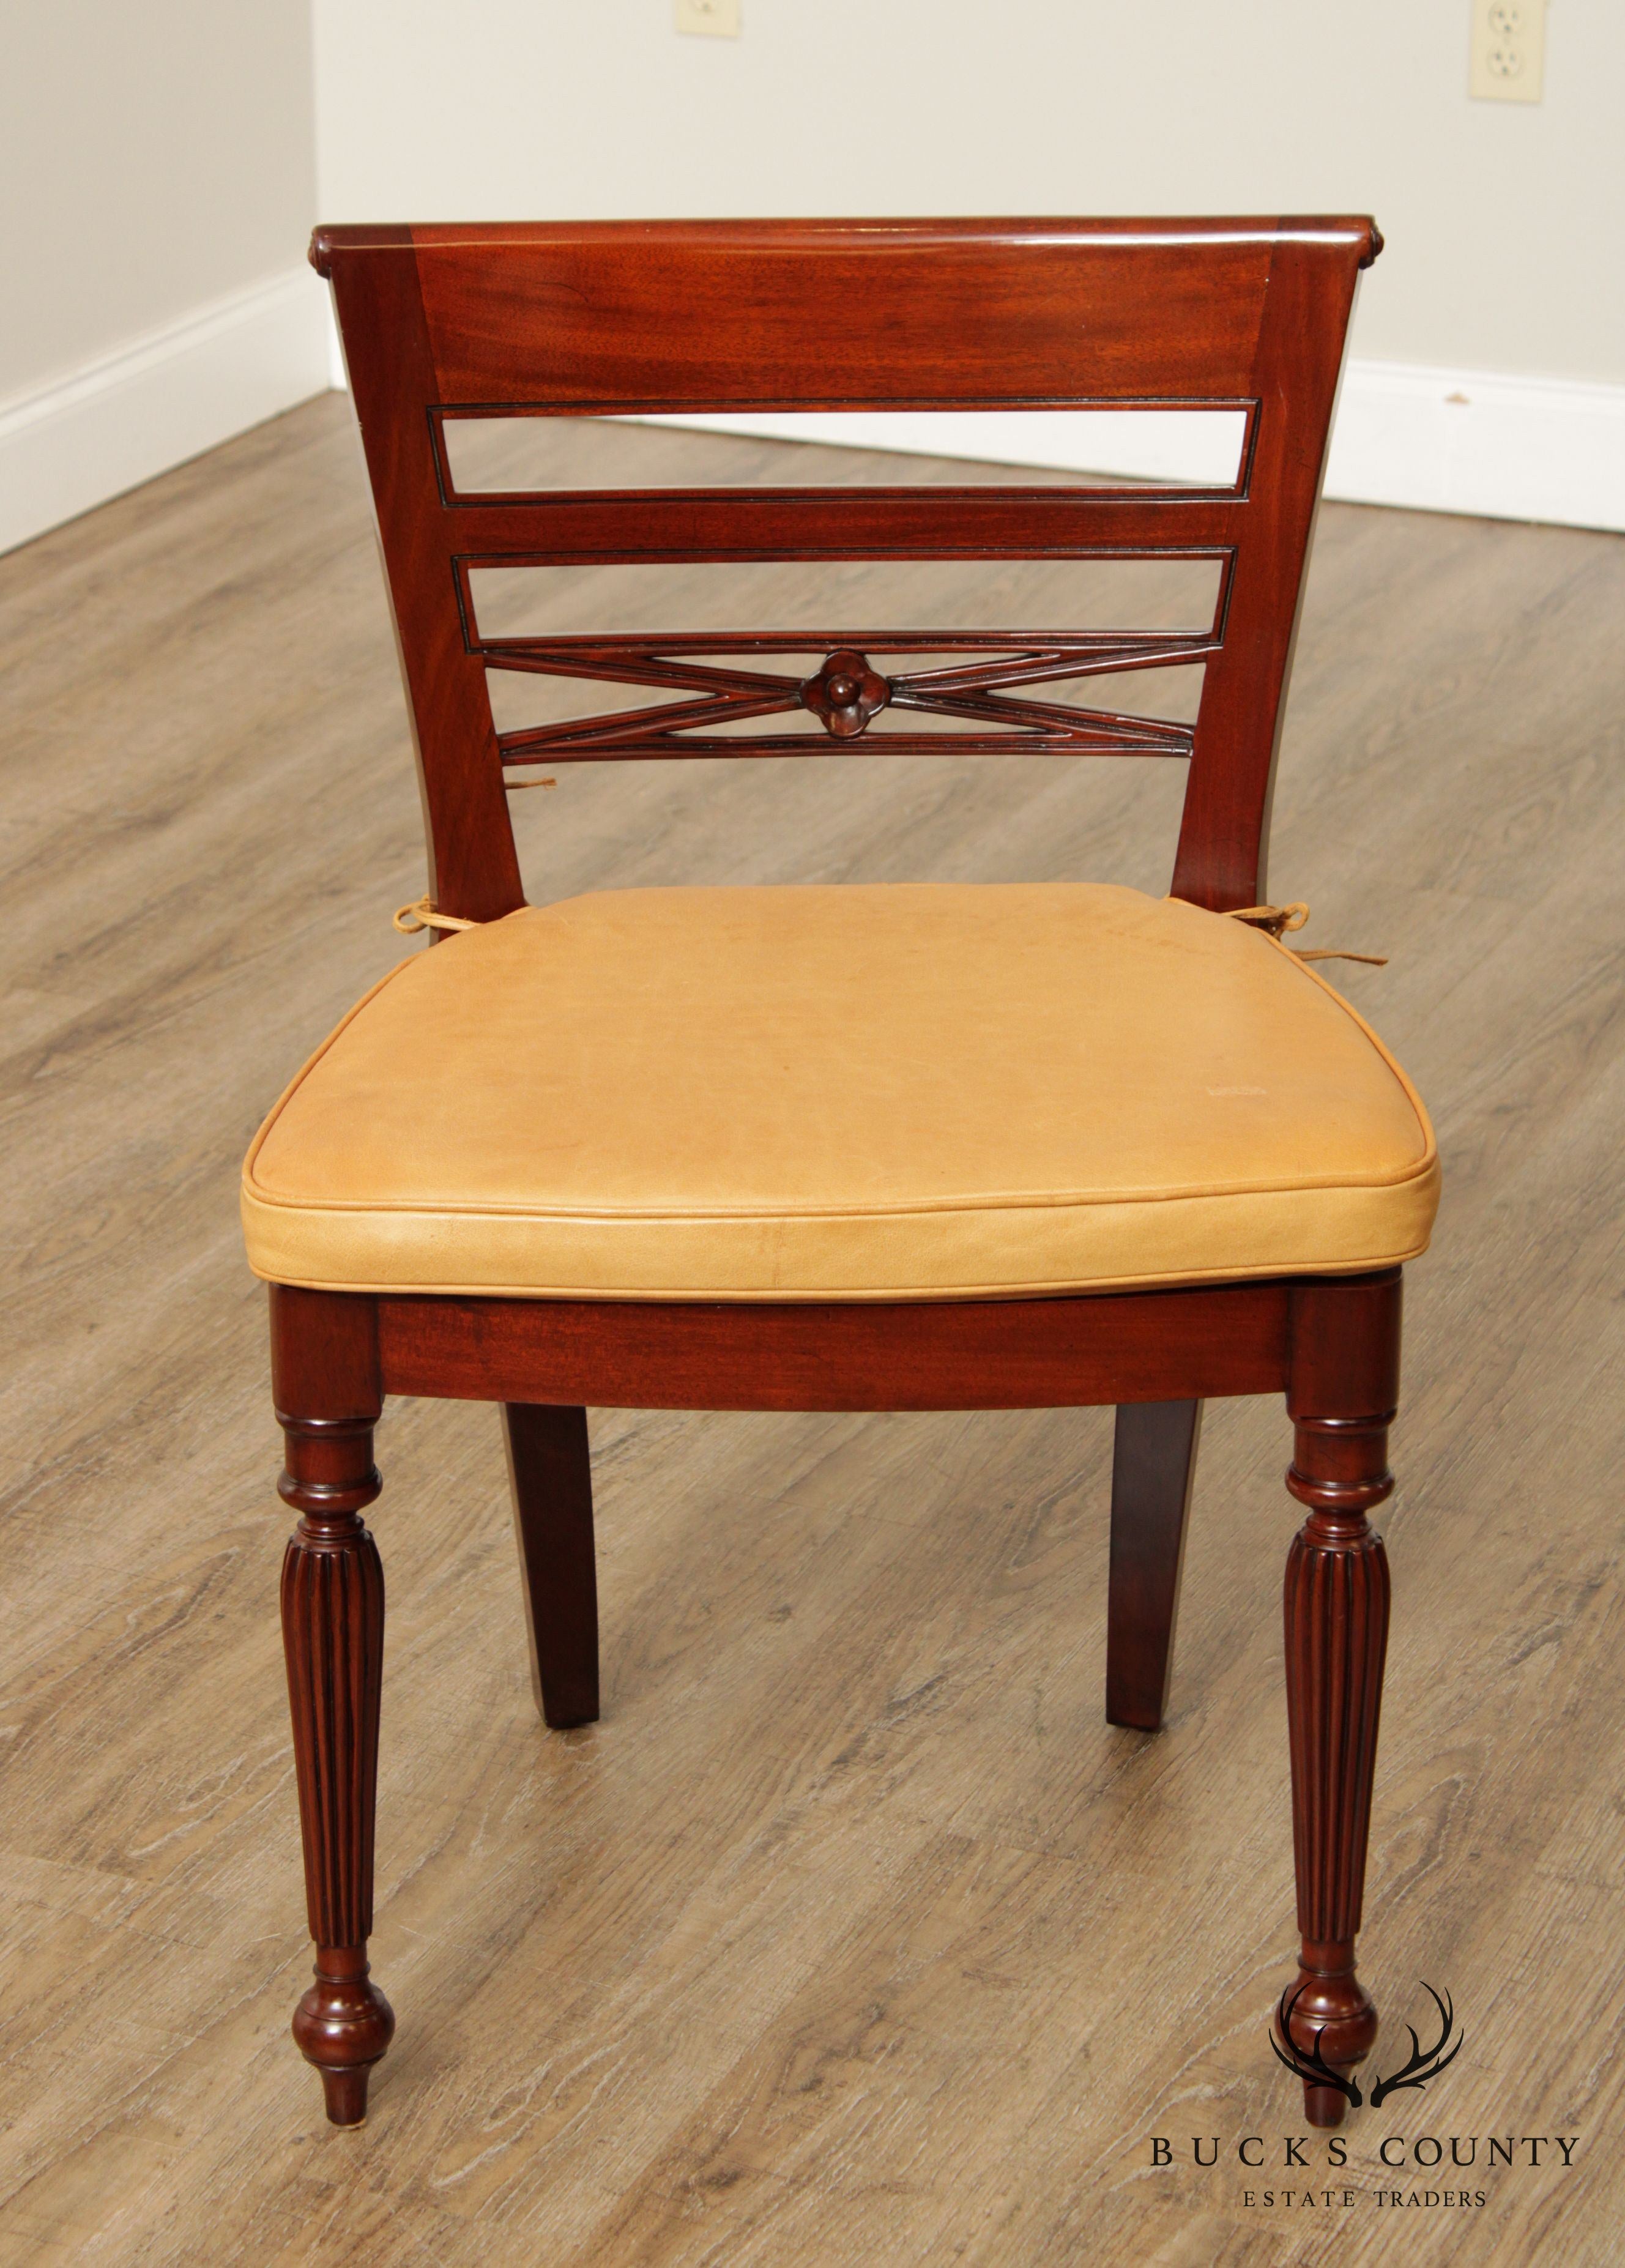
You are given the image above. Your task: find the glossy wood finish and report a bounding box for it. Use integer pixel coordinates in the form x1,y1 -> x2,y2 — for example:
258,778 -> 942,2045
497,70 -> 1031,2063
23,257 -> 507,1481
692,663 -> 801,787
271,1286 -> 395,2125
392,218 -> 1289,403
9,401 -> 1624,2258
501,1404 -> 599,1730
1105,1399 -> 1202,1731
1279,1271 -> 1400,2125
376,1283 -> 1290,1411
327,236 -> 522,924
485,628 -> 1205,764
297,1270 -> 1389,2127
275,221 -> 1391,2125
314,215 -> 1376,915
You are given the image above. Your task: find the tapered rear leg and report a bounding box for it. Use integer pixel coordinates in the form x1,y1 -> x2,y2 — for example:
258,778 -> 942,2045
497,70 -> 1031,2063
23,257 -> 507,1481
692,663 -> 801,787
1106,1399 -> 1203,1731
502,1404 -> 599,1730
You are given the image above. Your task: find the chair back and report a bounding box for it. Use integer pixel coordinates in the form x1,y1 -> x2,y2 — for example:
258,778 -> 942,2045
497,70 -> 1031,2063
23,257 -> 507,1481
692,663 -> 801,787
314,217 -> 1379,919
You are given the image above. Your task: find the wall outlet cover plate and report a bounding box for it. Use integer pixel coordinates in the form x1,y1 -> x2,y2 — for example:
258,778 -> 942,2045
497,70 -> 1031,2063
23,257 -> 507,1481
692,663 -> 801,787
1470,0 -> 1545,102
677,0 -> 741,36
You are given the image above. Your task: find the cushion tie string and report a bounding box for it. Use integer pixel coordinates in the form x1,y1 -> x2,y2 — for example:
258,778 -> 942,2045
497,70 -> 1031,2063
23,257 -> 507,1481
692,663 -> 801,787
393,897 -> 480,935
1222,902 -> 1388,968
1225,902 -> 1311,937
393,892 -> 1384,962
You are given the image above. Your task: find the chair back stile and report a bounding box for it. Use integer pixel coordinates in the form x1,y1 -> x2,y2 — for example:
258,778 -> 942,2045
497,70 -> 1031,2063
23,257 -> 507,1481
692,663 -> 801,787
314,217 -> 1378,923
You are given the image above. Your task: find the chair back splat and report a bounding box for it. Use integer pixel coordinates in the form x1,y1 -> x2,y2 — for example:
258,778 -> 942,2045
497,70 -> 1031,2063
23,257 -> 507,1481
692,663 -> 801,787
313,217 -> 1380,922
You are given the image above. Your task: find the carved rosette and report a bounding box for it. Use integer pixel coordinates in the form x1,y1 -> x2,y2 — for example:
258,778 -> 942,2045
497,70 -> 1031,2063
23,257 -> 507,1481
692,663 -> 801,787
800,649 -> 890,738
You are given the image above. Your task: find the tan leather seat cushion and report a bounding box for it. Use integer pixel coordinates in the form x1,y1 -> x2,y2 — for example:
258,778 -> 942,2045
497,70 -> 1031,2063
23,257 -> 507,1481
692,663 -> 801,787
242,883 -> 1438,1299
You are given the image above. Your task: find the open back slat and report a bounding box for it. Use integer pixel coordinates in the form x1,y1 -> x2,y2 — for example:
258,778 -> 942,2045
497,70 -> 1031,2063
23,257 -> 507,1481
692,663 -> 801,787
316,215 -> 1377,921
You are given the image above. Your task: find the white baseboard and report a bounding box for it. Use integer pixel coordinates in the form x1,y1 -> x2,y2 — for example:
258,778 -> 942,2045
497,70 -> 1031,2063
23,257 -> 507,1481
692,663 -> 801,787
1326,362 -> 1625,532
0,269 -> 332,556
627,362 -> 1625,536
22,292 -> 1616,551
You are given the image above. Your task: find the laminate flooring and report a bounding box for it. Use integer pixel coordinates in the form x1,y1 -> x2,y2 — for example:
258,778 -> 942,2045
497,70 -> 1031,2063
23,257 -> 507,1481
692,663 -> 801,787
1,397 -> 1622,2265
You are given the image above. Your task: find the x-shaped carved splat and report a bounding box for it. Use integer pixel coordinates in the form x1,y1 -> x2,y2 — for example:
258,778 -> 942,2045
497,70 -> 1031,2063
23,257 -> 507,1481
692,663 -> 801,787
482,628 -> 1213,762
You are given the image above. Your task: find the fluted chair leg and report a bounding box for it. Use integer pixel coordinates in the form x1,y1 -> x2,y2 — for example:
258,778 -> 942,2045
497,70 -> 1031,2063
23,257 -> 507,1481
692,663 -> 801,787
1279,1273 -> 1401,2128
273,1287 -> 395,2126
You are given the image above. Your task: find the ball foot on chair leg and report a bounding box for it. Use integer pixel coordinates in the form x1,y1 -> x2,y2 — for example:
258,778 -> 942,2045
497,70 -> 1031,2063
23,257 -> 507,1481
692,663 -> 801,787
292,1949 -> 395,2127
1279,1946 -> 1376,2130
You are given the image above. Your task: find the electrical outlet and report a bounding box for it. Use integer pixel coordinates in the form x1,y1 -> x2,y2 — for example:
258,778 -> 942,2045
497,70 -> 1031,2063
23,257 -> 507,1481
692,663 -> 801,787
1470,0 -> 1545,102
676,0 -> 740,35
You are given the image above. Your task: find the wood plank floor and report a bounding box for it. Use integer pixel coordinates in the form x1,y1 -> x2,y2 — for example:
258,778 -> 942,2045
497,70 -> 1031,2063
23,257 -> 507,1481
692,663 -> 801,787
1,396 -> 1622,2266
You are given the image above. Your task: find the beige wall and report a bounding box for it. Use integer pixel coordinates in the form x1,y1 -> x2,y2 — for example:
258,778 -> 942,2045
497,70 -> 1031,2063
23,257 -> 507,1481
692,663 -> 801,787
3,0 -> 1615,544
312,0 -> 1623,385
1,0 -> 317,398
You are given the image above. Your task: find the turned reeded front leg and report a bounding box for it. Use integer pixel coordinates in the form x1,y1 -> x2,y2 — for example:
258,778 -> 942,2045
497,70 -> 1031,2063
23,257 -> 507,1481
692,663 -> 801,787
1280,1272 -> 1402,2129
272,1287 -> 394,2127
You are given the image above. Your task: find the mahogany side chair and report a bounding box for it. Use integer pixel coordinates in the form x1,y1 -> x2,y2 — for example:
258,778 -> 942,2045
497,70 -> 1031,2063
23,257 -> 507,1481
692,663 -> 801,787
245,217 -> 1438,2131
